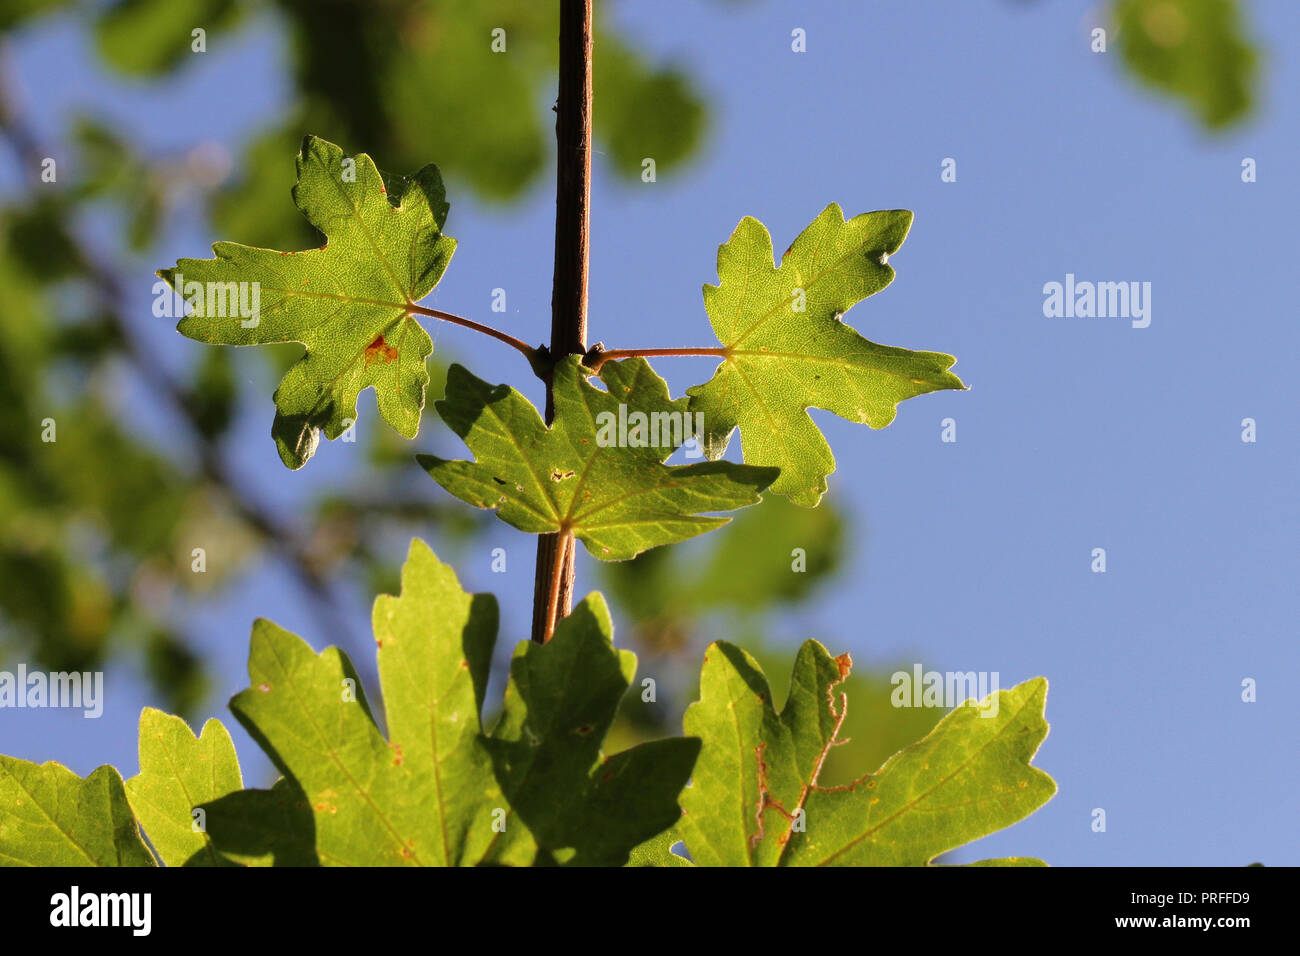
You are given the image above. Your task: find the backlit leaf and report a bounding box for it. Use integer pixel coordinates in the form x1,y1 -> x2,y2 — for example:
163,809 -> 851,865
420,356 -> 779,561
675,640 -> 1054,866
219,539 -> 529,866
687,206 -> 965,506
124,709 -> 242,867
158,135 -> 455,469
0,758 -> 154,866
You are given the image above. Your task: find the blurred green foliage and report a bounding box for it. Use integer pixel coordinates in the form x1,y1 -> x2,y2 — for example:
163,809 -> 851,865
96,0 -> 243,77
197,0 -> 708,248
1113,0 -> 1258,129
0,200 -> 218,713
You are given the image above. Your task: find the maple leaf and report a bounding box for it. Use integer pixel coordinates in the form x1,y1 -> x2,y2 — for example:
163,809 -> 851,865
0,757 -> 154,866
667,640 -> 1055,866
198,540 -> 692,866
687,205 -> 966,506
488,591 -> 700,865
124,709 -> 242,867
419,355 -> 779,560
158,134 -> 455,468
211,540 -> 532,866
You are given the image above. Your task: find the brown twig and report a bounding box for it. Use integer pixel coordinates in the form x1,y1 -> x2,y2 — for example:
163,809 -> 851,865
531,0 -> 593,644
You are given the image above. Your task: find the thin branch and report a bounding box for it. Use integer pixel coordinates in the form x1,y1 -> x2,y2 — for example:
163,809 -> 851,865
539,530 -> 572,645
531,0 -> 593,643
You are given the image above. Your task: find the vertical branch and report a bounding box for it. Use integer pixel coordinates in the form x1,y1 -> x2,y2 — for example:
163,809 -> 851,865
531,0 -> 592,643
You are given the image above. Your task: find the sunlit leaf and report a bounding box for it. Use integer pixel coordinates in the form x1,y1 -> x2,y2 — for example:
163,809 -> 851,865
159,135 -> 455,468
688,206 -> 965,506
674,641 -> 1054,866
0,758 -> 155,866
124,709 -> 241,866
421,356 -> 778,561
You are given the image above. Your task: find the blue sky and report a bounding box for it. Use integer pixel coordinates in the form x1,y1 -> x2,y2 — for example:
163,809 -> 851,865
1,0 -> 1296,866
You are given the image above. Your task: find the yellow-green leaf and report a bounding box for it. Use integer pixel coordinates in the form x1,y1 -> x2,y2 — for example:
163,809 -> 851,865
0,758 -> 155,866
124,709 -> 242,867
688,205 -> 965,506
158,135 -> 455,469
420,356 -> 779,560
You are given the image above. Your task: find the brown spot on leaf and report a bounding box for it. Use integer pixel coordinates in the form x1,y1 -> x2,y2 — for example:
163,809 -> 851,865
364,334 -> 399,365
835,652 -> 853,680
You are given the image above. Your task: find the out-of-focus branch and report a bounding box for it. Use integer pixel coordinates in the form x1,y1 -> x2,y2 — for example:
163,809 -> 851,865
0,47 -> 359,655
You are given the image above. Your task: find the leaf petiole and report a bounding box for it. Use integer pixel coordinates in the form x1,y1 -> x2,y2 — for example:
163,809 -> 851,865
406,303 -> 543,366
583,345 -> 730,372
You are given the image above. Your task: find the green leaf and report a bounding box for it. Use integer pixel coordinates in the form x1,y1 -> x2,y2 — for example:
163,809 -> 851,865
627,829 -> 693,867
488,594 -> 701,865
677,641 -> 1055,866
1114,0 -> 1258,130
220,539 -> 530,866
0,758 -> 155,866
420,356 -> 779,560
687,205 -> 965,506
124,708 -> 242,867
199,539 -> 695,866
693,495 -> 844,607
158,135 -> 455,469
